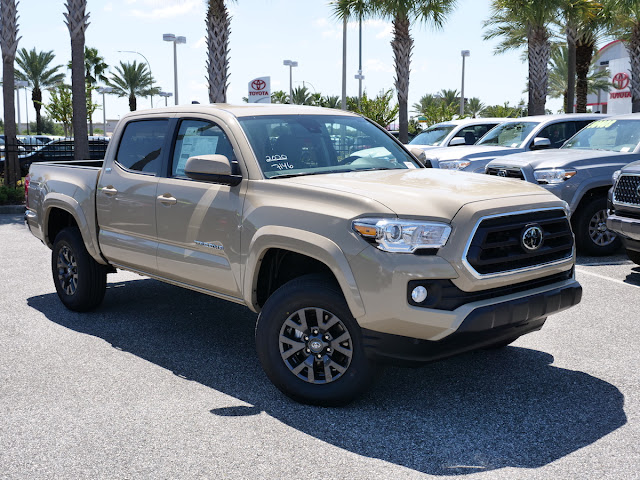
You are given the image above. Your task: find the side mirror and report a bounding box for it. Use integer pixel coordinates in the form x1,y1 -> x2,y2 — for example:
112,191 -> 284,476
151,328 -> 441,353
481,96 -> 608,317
407,146 -> 428,167
448,137 -> 466,146
184,154 -> 242,186
531,137 -> 552,150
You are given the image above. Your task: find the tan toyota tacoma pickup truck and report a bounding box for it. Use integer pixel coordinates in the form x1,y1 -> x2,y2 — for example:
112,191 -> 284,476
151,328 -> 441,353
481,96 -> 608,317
25,105 -> 582,406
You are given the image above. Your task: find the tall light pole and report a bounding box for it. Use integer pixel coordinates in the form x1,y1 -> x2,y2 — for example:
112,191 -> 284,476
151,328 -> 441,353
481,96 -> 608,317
118,50 -> 154,108
460,50 -> 470,117
16,80 -> 28,134
159,91 -> 173,106
341,17 -> 347,110
283,59 -> 298,104
163,33 -> 186,105
356,16 -> 364,109
97,86 -> 113,135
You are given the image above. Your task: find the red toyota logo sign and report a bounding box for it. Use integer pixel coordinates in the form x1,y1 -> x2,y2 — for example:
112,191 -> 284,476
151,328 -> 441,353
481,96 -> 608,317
251,79 -> 266,91
612,72 -> 630,90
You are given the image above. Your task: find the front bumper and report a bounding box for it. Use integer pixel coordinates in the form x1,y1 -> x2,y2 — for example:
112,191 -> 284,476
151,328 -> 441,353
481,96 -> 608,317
362,278 -> 582,365
607,213 -> 640,242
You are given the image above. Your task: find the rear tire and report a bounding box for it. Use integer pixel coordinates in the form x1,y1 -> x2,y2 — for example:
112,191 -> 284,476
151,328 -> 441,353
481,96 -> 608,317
255,274 -> 375,406
626,249 -> 640,266
52,227 -> 107,312
573,196 -> 620,256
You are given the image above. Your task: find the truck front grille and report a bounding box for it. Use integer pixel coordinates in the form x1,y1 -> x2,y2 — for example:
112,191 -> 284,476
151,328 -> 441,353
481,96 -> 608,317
485,166 -> 524,180
613,174 -> 640,206
465,209 -> 574,276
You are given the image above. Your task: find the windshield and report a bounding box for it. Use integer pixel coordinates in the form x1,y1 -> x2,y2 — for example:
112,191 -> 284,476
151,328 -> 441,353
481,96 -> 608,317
562,119 -> 640,152
477,121 -> 538,148
408,125 -> 455,146
238,115 -> 421,179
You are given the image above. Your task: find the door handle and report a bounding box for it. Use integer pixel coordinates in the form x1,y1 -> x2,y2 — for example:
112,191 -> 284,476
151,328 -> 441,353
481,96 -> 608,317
101,186 -> 118,195
157,193 -> 177,205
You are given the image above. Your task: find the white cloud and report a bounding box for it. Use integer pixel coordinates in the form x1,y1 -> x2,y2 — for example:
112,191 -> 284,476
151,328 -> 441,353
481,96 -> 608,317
364,58 -> 393,73
192,36 -> 206,49
104,3 -> 114,12
128,0 -> 200,21
314,18 -> 329,28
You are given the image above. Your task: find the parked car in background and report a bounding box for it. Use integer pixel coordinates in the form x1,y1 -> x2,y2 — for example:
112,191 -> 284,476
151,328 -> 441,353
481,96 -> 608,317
607,159 -> 640,264
17,135 -> 48,152
420,114 -> 606,172
16,137 -> 109,175
484,115 -> 640,255
408,118 -> 508,152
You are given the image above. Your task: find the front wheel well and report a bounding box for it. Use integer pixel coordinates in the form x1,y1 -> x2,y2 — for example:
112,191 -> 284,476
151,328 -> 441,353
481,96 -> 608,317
47,208 -> 78,247
255,249 -> 337,308
571,186 -> 611,225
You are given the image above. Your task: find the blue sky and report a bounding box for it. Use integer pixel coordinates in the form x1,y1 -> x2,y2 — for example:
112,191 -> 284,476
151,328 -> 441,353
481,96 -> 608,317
10,0 -> 568,126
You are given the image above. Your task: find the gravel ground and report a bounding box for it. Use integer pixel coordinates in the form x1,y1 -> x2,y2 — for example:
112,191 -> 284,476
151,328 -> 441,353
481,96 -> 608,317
1,213 -> 638,479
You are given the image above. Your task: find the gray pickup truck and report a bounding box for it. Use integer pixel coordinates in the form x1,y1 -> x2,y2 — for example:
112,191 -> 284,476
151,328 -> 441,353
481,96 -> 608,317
421,114 -> 604,172
24,105 -> 582,406
607,159 -> 640,264
485,115 -> 640,256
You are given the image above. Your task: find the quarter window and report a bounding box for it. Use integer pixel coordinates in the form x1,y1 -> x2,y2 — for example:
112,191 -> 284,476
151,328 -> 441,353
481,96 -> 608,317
115,120 -> 169,174
171,120 -> 236,177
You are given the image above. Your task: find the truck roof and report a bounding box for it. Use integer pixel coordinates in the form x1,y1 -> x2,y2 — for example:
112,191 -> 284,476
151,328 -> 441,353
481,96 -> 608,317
121,103 -> 359,121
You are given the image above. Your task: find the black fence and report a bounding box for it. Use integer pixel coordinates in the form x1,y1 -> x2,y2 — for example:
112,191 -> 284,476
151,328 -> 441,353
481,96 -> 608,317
1,136 -> 110,176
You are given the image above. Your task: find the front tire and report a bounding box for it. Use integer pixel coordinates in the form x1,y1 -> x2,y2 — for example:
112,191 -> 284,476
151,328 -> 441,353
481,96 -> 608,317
574,196 -> 621,256
51,227 -> 107,312
255,275 -> 375,406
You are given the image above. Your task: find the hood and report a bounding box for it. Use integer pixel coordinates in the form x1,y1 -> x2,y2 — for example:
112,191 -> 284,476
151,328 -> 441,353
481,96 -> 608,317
621,158 -> 640,174
281,168 -> 555,221
488,148 -> 640,170
422,145 -> 522,162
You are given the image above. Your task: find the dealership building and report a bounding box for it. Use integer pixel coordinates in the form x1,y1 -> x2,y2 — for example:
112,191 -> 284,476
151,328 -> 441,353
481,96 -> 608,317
587,40 -> 633,114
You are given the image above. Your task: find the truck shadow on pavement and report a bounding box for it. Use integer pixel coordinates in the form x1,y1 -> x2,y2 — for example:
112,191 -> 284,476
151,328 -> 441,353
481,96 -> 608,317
28,277 -> 627,476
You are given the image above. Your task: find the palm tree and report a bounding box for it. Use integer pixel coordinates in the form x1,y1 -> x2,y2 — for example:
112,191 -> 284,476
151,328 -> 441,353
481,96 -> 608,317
319,95 -> 341,108
271,90 -> 289,104
548,45 -> 610,109
607,0 -> 640,112
439,88 -> 460,109
106,61 -> 158,111
334,0 -> 458,144
206,0 -> 233,103
83,47 -> 107,134
290,86 -> 314,105
558,0 -> 602,113
64,0 -> 89,159
15,48 -> 65,135
412,93 -> 439,114
1,0 -> 20,188
465,97 -> 485,117
484,0 -> 561,115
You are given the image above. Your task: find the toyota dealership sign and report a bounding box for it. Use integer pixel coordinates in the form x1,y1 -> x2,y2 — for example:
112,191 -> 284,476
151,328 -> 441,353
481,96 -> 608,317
248,76 -> 271,103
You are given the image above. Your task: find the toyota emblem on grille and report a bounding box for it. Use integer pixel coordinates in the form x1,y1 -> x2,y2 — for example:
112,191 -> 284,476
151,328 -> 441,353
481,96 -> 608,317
497,169 -> 507,177
522,225 -> 544,251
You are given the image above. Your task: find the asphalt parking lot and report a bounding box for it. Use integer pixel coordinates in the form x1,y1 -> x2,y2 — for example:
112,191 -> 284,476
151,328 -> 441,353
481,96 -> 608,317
1,212 -> 638,479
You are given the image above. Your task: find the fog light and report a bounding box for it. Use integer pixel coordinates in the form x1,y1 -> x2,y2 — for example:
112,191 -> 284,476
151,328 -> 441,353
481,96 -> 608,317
411,286 -> 428,303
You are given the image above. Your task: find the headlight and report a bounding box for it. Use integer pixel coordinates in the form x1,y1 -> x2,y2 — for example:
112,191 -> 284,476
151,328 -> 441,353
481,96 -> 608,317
439,160 -> 471,170
533,168 -> 577,184
352,218 -> 451,253
612,169 -> 621,184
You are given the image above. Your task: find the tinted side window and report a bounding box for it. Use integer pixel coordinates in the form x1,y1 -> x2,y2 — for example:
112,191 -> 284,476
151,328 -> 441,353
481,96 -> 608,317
171,120 -> 236,177
115,120 -> 169,174
538,122 -> 576,148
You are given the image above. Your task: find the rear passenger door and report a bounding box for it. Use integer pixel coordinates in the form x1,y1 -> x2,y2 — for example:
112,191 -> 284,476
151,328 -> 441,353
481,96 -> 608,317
155,118 -> 245,298
96,118 -> 170,274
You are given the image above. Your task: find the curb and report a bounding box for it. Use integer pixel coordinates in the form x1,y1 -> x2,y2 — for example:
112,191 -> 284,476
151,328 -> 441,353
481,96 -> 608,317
0,204 -> 25,214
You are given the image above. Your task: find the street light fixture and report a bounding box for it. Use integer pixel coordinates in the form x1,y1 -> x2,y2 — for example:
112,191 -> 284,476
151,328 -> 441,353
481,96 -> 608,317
159,91 -> 173,106
460,50 -> 470,117
15,80 -> 28,134
118,50 -> 155,107
163,33 -> 186,105
283,59 -> 298,104
97,86 -> 113,135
